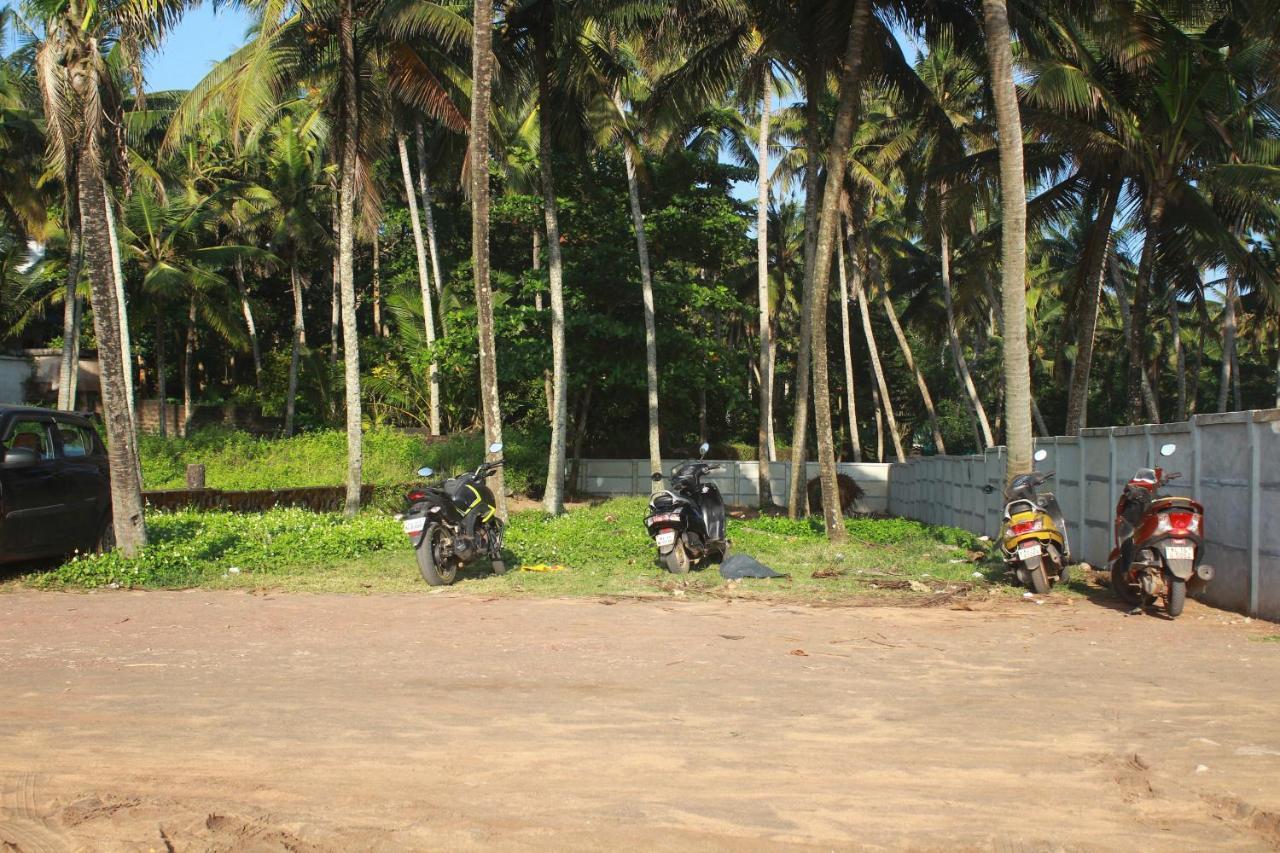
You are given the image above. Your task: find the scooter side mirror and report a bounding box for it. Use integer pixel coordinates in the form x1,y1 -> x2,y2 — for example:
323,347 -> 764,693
698,442 -> 710,458
1033,449 -> 1048,462
651,472 -> 663,482
417,466 -> 434,478
1159,443 -> 1176,457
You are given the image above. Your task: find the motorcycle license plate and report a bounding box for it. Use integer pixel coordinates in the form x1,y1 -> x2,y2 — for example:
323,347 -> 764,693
1165,545 -> 1194,560
655,530 -> 676,547
402,517 -> 425,537
1017,544 -> 1041,561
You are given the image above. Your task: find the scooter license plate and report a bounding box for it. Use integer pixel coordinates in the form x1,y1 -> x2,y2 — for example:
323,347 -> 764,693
655,530 -> 676,548
402,517 -> 426,537
1165,545 -> 1194,560
1017,544 -> 1041,561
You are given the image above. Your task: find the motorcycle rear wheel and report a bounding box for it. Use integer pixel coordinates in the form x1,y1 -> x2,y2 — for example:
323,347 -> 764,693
416,523 -> 458,586
663,543 -> 690,574
1166,576 -> 1186,618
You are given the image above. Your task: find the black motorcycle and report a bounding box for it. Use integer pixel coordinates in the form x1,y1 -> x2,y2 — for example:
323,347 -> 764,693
400,441 -> 507,585
644,442 -> 729,573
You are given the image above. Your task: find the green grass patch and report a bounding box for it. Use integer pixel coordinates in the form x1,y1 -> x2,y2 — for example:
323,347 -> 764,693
20,497 -> 1003,603
139,426 -> 545,497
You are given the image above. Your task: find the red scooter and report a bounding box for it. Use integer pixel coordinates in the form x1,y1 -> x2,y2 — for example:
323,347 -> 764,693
1109,442 -> 1214,617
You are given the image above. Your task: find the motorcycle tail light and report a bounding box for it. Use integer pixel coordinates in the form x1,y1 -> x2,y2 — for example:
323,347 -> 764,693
648,512 -> 681,524
1010,518 -> 1043,536
407,490 -> 427,502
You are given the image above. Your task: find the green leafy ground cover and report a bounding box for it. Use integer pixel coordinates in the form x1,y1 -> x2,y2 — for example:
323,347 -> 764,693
21,498 -> 1017,603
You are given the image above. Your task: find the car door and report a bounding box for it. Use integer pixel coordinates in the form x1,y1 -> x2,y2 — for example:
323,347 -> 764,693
53,418 -> 110,551
0,416 -> 63,556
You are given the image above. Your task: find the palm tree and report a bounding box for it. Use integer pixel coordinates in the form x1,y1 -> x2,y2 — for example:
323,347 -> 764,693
395,129 -> 442,434
29,0 -> 193,555
471,0 -> 506,518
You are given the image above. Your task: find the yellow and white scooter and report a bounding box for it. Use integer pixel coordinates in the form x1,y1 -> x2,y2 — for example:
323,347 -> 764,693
989,449 -> 1071,594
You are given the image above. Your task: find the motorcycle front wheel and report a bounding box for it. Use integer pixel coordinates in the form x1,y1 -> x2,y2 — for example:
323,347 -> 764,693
416,522 -> 459,586
663,543 -> 690,574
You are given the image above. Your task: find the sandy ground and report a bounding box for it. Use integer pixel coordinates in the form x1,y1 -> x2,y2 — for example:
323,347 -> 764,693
1,589 -> 1279,852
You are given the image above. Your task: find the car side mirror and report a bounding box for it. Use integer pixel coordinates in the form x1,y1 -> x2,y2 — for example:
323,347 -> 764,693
2,447 -> 38,468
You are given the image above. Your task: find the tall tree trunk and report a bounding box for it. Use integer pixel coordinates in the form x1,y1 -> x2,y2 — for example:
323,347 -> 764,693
806,0 -> 872,541
837,232 -> 862,461
154,314 -> 166,439
536,31 -> 568,515
1109,251 -> 1158,424
1064,176 -> 1120,435
533,229 -> 553,424
1126,187 -> 1165,424
871,383 -> 884,462
182,295 -> 195,437
882,288 -> 945,453
1218,268 -> 1239,413
785,61 -> 825,519
470,0 -> 506,518
849,227 -> 904,462
1170,290 -> 1186,421
78,157 -> 146,555
371,231 -> 383,337
567,380 -> 594,500
617,95 -> 662,493
940,190 -> 993,449
233,258 -> 262,387
58,223 -> 82,410
102,178 -> 136,433
285,266 -> 305,437
338,0 -> 363,516
415,122 -> 447,333
1189,297 -> 1208,414
330,196 -> 341,367
756,72 -> 775,504
397,132 -> 441,435
984,0 -> 1034,481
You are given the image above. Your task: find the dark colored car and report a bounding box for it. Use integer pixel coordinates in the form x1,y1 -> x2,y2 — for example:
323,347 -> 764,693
0,406 -> 112,565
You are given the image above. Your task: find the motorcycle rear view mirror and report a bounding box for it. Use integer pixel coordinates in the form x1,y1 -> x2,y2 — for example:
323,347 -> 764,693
1033,449 -> 1048,462
651,472 -> 663,482
417,466 -> 434,478
981,484 -> 996,494
699,442 -> 710,458
1159,443 -> 1177,457
488,441 -> 504,454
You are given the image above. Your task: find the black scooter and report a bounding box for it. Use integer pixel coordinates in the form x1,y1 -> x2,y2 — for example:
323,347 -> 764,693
400,441 -> 507,585
644,442 -> 729,573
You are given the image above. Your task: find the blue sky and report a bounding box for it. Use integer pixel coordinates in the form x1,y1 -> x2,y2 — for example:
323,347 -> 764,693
145,4 -> 253,91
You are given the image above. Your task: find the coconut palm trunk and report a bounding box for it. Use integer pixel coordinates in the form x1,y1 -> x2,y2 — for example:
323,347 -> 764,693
1218,267 -> 1239,413
233,258 -> 262,386
1126,187 -> 1166,424
371,231 -> 383,336
78,157 -> 146,555
617,96 -> 662,493
537,34 -> 569,516
471,0 -> 506,519
154,314 -> 167,438
337,0 -> 363,517
805,0 -> 872,541
1064,176 -> 1120,434
836,234 -> 861,461
785,61 -> 826,519
848,229 -> 904,462
881,289 -> 945,454
983,0 -> 1033,481
57,223 -> 82,410
940,191 -> 993,449
285,266 -> 305,437
102,178 -> 136,430
1170,290 -> 1186,421
182,294 -> 196,436
415,123 -> 446,319
755,75 -> 775,503
396,132 -> 441,435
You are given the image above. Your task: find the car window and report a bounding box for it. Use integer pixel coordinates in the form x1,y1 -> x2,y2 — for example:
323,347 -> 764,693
4,420 -> 54,459
56,423 -> 98,458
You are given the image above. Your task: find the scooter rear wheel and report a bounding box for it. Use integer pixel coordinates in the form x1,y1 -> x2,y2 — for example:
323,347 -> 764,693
1026,558 -> 1050,595
1166,576 -> 1186,618
663,543 -> 690,574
